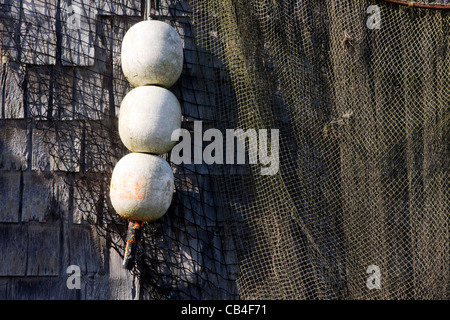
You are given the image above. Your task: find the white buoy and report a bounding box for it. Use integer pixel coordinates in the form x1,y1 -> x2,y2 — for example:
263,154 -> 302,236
110,153 -> 174,222
118,85 -> 181,154
121,20 -> 183,88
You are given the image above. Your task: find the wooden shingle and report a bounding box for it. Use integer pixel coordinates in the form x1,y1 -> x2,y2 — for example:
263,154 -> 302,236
61,0 -> 96,66
25,221 -> 60,276
96,0 -> 141,16
20,0 -> 57,65
0,171 -> 21,223
0,121 -> 28,171
0,224 -> 27,276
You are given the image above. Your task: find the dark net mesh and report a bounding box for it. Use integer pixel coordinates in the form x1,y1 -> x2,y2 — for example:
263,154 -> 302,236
190,0 -> 449,299
1,0 -> 448,299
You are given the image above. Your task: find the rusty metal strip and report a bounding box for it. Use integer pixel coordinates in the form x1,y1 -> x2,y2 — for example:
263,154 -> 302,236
378,0 -> 450,10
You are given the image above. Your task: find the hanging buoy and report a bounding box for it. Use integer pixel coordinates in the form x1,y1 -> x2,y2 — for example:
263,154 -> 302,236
121,20 -> 183,88
110,152 -> 174,223
114,16 -> 183,270
110,152 -> 175,270
118,85 -> 181,154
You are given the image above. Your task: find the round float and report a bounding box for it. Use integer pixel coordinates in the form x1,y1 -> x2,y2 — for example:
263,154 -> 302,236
118,85 -> 182,154
121,20 -> 183,88
110,153 -> 174,222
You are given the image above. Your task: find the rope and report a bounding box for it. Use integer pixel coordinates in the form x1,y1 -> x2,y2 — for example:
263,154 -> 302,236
146,0 -> 159,19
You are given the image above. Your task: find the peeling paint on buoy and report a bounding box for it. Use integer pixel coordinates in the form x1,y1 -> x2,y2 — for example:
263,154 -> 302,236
118,85 -> 181,154
121,20 -> 183,88
110,153 -> 174,222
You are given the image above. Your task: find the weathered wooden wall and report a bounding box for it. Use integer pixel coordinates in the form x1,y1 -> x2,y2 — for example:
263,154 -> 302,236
0,0 -> 238,299
0,0 -> 142,300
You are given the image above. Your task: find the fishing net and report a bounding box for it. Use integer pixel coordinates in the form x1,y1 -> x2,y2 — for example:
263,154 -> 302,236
1,0 -> 448,300
190,0 -> 449,299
